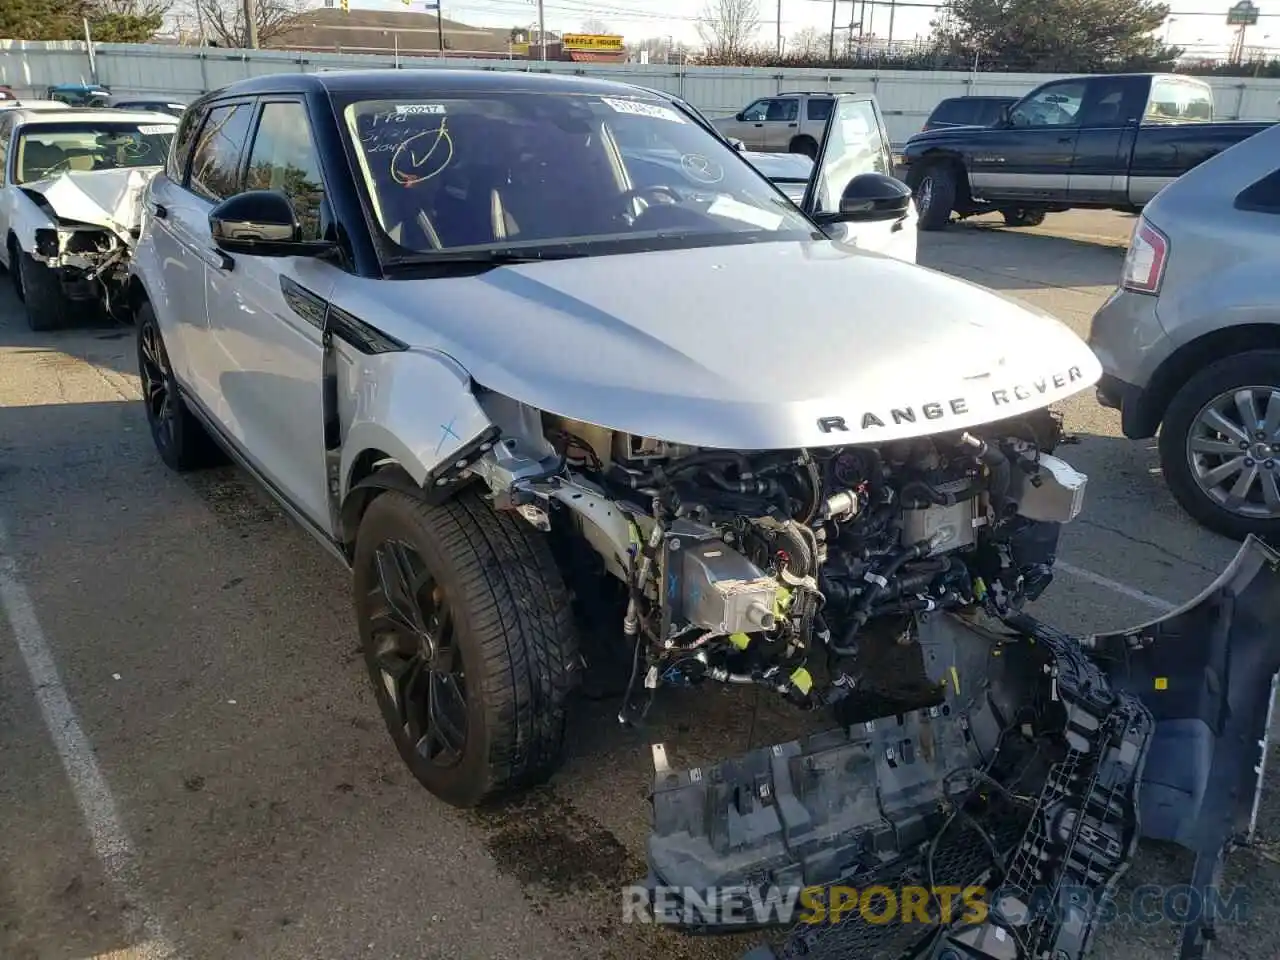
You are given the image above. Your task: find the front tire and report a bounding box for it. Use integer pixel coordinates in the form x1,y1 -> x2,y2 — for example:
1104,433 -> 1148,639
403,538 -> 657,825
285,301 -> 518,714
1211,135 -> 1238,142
1159,349 -> 1280,541
136,301 -> 224,472
17,253 -> 76,331
789,136 -> 818,159
909,163 -> 957,231
353,490 -> 580,808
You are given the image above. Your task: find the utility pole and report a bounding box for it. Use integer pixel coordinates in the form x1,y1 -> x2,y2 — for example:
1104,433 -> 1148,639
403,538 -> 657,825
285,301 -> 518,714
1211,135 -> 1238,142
537,0 -> 546,60
829,0 -> 837,58
776,0 -> 782,56
244,0 -> 258,49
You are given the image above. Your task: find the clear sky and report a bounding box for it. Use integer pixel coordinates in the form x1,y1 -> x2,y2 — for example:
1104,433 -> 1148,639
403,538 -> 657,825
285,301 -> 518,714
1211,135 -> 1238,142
350,0 -> 1275,59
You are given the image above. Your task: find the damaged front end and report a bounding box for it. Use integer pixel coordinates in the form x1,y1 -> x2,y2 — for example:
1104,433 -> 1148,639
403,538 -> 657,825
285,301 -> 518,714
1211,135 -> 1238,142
642,537 -> 1280,960
15,168 -> 157,319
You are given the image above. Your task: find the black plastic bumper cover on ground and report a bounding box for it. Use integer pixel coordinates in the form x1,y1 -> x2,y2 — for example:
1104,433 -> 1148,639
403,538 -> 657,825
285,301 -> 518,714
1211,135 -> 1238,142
644,536 -> 1280,960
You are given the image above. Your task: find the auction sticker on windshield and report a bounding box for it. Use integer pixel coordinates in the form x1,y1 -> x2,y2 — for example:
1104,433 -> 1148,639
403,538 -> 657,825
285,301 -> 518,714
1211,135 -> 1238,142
138,125 -> 175,135
601,97 -> 687,124
395,103 -> 447,115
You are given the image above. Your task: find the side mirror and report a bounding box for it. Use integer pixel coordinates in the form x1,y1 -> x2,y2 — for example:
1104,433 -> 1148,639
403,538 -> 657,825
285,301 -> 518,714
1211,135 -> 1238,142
834,172 -> 912,223
734,111 -> 745,122
728,137 -> 746,151
209,190 -> 333,258
997,104 -> 1013,127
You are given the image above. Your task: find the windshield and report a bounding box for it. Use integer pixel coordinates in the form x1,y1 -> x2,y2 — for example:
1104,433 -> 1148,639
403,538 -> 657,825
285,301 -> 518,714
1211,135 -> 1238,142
15,121 -> 175,184
339,91 -> 817,259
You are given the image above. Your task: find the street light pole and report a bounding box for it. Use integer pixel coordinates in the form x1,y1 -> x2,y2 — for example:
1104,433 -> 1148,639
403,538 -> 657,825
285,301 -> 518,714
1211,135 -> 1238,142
537,0 -> 546,60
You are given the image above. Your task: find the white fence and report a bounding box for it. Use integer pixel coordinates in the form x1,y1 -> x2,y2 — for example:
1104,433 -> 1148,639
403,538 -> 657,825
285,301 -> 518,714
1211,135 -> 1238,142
4,39 -> 1280,144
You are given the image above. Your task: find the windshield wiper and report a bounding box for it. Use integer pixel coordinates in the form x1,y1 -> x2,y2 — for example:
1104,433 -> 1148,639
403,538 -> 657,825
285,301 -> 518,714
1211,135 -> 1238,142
384,249 -> 586,271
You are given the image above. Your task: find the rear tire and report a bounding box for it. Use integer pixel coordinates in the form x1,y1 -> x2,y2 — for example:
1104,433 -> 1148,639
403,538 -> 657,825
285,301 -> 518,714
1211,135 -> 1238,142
1002,208 -> 1047,228
1159,349 -> 1280,542
17,253 -> 76,331
789,136 -> 818,159
353,490 -> 580,808
136,301 -> 225,472
909,162 -> 957,231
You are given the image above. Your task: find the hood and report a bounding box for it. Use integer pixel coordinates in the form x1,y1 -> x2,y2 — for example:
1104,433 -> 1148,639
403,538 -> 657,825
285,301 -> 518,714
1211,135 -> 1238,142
741,151 -> 813,181
357,241 -> 1100,451
22,167 -> 162,242
906,126 -> 988,149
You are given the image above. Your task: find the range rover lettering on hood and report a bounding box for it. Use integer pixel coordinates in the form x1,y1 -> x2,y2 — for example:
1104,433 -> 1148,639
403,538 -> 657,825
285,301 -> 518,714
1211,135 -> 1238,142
818,364 -> 1088,434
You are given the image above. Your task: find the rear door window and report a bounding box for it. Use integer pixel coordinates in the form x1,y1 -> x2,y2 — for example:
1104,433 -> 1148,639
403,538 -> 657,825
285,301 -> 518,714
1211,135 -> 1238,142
166,102 -> 206,182
807,97 -> 834,122
187,101 -> 255,201
766,99 -> 799,122
1146,78 -> 1214,121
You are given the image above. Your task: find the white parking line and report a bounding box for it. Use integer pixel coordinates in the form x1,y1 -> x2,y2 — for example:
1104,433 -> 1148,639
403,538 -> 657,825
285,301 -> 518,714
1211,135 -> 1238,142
0,518 -> 180,960
1056,560 -> 1178,614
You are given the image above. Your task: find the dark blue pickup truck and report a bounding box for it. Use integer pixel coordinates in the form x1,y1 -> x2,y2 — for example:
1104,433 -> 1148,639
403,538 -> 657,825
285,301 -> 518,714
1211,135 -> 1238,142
899,72 -> 1275,230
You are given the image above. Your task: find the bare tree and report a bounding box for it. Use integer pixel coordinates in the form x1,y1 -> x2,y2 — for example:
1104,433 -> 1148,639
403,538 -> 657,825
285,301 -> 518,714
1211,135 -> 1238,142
95,0 -> 172,18
580,17 -> 611,34
789,25 -> 831,55
696,0 -> 759,58
184,0 -> 303,47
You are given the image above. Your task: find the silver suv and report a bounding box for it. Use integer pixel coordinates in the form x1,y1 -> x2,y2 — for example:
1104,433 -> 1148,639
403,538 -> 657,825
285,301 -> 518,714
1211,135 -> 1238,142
131,68 -> 1100,814
710,91 -> 835,157
1089,121 -> 1280,540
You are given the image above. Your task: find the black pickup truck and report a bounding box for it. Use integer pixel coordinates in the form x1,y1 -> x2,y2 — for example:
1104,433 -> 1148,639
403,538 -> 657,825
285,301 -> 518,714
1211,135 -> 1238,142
899,72 -> 1275,230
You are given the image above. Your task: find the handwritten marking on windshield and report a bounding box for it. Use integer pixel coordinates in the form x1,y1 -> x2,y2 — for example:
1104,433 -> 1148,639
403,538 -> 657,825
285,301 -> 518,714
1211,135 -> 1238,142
389,123 -> 454,187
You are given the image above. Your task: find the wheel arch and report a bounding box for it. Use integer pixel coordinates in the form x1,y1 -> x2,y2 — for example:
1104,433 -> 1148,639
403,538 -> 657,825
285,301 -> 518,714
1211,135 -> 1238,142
788,134 -> 818,155
338,452 -> 425,558
126,274 -> 151,313
1134,324 -> 1280,438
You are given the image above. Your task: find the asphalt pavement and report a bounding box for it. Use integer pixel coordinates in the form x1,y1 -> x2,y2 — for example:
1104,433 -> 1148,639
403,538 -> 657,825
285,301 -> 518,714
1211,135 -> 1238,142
1,210 -> 1277,960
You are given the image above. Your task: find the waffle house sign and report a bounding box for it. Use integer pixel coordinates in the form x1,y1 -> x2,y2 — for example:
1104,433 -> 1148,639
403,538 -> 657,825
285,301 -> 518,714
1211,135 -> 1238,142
562,33 -> 624,51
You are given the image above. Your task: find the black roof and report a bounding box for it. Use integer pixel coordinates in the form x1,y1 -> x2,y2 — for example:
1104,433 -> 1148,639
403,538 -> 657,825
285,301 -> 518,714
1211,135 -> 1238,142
207,68 -> 658,101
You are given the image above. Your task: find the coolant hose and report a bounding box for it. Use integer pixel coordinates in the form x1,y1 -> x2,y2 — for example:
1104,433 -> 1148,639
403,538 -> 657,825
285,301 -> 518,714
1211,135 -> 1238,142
900,479 -> 975,508
830,539 -> 934,656
960,432 -> 1010,515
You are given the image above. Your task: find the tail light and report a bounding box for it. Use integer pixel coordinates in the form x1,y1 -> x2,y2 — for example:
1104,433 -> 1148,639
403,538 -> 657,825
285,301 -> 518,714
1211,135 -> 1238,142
1120,215 -> 1170,295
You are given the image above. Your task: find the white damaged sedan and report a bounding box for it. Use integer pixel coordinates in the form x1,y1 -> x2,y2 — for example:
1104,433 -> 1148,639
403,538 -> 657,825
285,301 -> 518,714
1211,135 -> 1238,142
0,106 -> 176,330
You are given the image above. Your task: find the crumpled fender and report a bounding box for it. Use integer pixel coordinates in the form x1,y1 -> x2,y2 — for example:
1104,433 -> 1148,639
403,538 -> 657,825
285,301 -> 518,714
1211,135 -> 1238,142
5,189 -> 55,255
339,347 -> 496,500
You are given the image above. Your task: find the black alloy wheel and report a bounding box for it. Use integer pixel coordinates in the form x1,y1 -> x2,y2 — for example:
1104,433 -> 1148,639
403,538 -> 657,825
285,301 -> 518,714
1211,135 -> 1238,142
353,490 -> 579,808
135,302 -> 223,472
139,316 -> 177,456
365,538 -> 469,770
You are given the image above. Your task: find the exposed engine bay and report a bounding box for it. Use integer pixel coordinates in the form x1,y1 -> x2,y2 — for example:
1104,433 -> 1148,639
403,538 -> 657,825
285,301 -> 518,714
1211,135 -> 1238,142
517,407 -> 1083,722
455,395 -> 1280,960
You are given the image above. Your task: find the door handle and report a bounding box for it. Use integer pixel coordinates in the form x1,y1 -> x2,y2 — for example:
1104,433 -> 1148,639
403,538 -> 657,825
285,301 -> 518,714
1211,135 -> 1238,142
1057,137 -> 1073,144
152,202 -> 168,219
788,122 -> 797,127
753,123 -> 763,127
